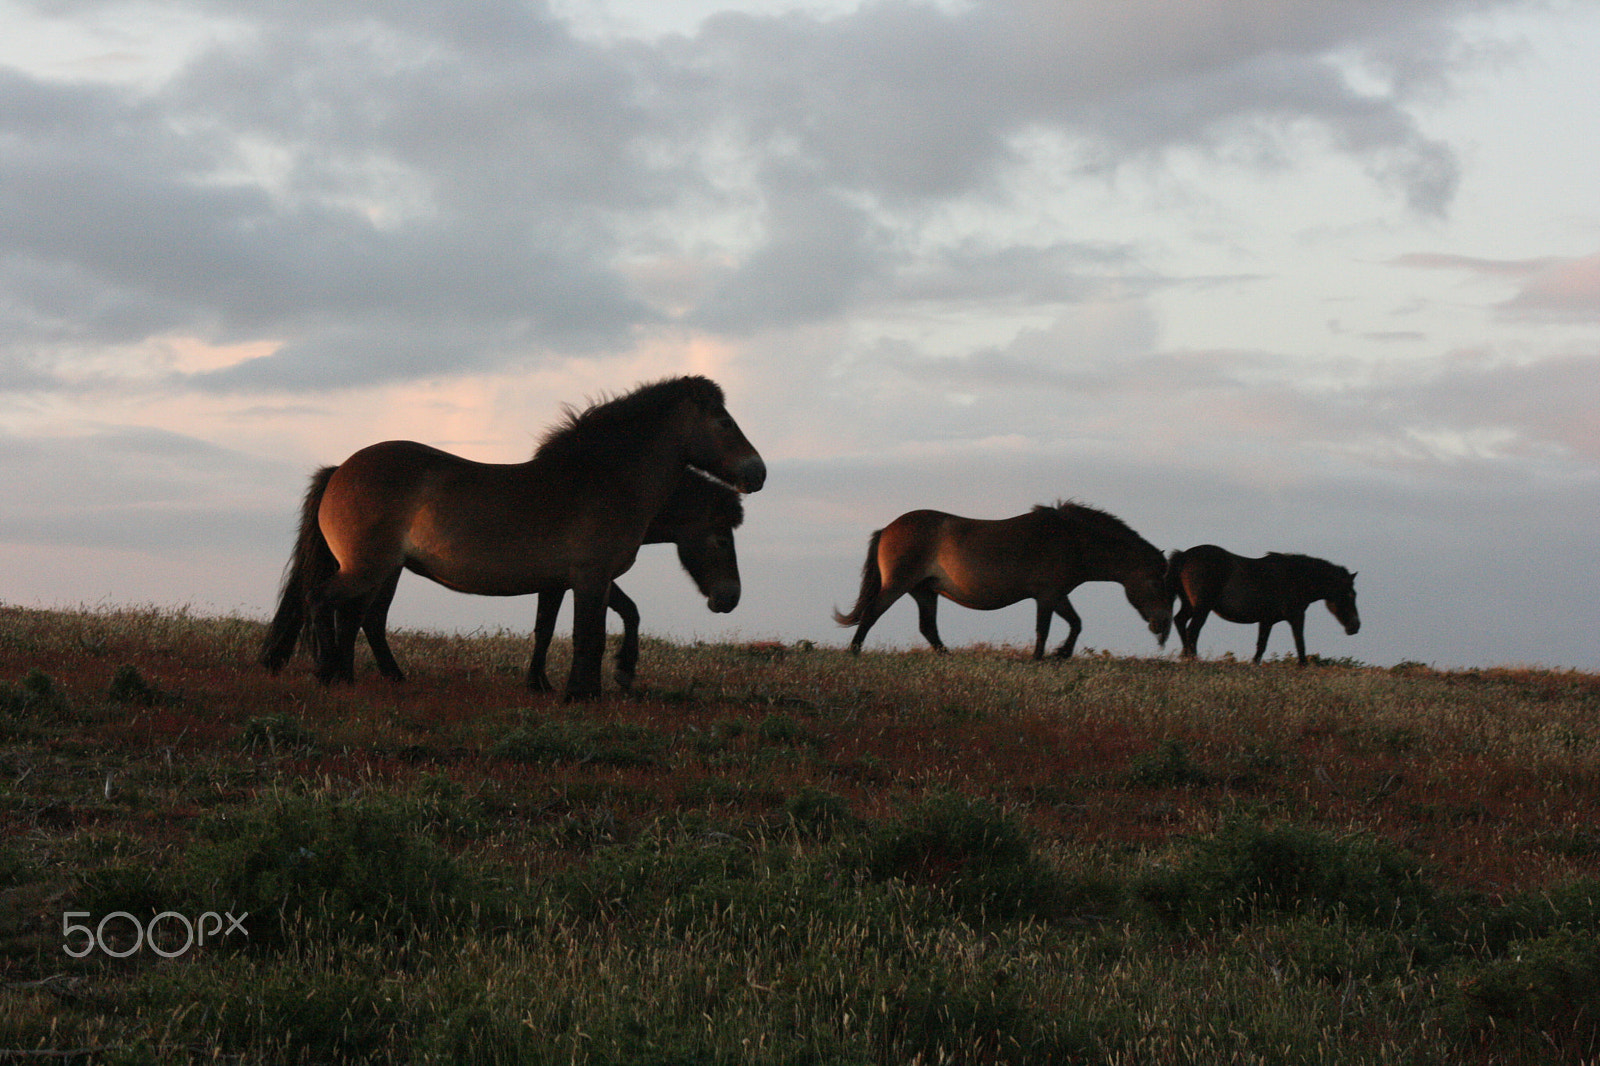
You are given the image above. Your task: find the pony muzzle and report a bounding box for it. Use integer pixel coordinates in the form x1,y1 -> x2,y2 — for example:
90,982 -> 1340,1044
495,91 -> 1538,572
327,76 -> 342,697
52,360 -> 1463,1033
706,582 -> 741,613
733,455 -> 766,493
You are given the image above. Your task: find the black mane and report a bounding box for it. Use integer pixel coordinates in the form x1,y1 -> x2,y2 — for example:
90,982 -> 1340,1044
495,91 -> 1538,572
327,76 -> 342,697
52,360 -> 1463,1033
1033,499 -> 1158,554
1267,552 -> 1351,579
535,375 -> 726,466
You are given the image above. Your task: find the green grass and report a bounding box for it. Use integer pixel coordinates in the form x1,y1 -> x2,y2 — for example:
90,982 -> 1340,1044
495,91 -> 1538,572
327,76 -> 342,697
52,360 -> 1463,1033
3,604 -> 1600,1062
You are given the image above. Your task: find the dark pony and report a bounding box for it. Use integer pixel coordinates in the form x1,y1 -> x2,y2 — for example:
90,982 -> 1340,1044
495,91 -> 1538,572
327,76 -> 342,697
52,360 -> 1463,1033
262,467 -> 744,692
1166,544 -> 1359,665
260,375 -> 763,700
834,501 -> 1172,659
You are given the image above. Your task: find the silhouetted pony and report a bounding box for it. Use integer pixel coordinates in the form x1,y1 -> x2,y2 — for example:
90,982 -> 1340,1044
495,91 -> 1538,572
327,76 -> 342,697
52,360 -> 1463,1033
834,502 -> 1172,658
260,375 -> 764,700
262,466 -> 743,692
1166,544 -> 1359,665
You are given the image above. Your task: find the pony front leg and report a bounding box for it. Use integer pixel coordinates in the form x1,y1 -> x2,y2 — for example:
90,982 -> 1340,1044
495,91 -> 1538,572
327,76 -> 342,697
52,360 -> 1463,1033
608,586 -> 642,690
1252,621 -> 1276,664
1031,600 -> 1054,660
564,584 -> 610,701
526,591 -> 564,692
1286,610 -> 1309,666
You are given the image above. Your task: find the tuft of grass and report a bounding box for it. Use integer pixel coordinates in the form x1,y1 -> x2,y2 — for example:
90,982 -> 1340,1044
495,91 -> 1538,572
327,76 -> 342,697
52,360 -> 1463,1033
106,664 -> 170,707
488,718 -> 665,768
1124,739 -> 1211,789
239,713 -> 316,753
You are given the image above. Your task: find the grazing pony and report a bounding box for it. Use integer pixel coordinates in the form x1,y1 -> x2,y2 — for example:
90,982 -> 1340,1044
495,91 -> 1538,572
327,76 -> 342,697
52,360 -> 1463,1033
262,467 -> 743,691
834,502 -> 1172,659
259,375 -> 763,700
1166,544 -> 1359,665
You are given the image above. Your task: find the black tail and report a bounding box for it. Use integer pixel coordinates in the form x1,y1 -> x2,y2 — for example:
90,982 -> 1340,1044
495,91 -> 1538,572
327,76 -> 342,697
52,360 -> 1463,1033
1163,548 -> 1187,604
259,466 -> 340,673
832,529 -> 884,627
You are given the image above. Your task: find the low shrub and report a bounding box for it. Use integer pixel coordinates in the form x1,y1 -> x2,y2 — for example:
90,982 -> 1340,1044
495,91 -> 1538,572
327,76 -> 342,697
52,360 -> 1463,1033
859,793 -> 1067,925
1451,930 -> 1600,1062
181,794 -> 492,949
1135,817 -> 1436,933
1124,739 -> 1211,789
106,664 -> 167,707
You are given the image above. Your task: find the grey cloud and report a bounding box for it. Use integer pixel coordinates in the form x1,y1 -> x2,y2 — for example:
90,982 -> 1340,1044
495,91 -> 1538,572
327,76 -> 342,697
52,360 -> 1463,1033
688,173 -> 886,332
0,0 -> 1521,396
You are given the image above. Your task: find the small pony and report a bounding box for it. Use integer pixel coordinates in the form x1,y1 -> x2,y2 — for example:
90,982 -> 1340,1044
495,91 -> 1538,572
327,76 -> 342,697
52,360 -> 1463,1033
1166,544 -> 1360,665
834,502 -> 1172,658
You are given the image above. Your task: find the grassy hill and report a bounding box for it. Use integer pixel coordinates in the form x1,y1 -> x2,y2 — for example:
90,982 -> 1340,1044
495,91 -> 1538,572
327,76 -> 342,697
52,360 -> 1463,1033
3,603 -> 1600,1063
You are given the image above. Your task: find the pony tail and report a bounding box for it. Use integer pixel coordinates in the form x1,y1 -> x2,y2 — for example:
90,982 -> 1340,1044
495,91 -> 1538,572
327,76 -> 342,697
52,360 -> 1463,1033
832,529 -> 885,627
259,466 -> 340,672
1163,548 -> 1187,601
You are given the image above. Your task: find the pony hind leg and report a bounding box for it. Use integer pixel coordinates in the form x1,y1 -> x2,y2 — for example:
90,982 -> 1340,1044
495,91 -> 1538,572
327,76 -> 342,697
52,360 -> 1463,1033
309,566 -> 394,683
1178,606 -> 1208,659
1048,599 -> 1083,659
360,570 -> 406,682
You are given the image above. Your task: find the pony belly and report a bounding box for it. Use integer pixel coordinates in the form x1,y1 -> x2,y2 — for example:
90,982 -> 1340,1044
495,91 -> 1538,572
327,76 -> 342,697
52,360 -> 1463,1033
401,545 -> 564,598
933,578 -> 1028,613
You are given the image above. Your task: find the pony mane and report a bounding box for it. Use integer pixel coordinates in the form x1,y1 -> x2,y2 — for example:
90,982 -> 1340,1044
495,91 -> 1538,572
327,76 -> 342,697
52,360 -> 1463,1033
1032,500 -> 1157,552
1267,552 -> 1349,577
535,375 -> 726,466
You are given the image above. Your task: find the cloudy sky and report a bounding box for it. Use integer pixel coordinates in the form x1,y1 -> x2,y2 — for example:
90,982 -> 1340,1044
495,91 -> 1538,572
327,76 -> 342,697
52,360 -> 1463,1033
2,0 -> 1596,672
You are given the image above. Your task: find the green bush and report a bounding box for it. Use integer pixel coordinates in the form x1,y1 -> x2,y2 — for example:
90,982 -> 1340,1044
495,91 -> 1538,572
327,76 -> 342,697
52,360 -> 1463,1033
1124,739 -> 1210,789
106,664 -> 166,707
182,794 -> 488,949
859,793 -> 1066,925
0,669 -> 67,718
546,825 -> 759,925
785,786 -> 854,839
1135,818 -> 1436,933
1451,930 -> 1600,1061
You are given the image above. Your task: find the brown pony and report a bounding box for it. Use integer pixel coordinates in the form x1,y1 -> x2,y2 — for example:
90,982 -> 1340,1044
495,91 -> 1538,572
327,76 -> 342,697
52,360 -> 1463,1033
1166,544 -> 1359,665
834,502 -> 1172,659
259,375 -> 764,700
261,467 -> 744,692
